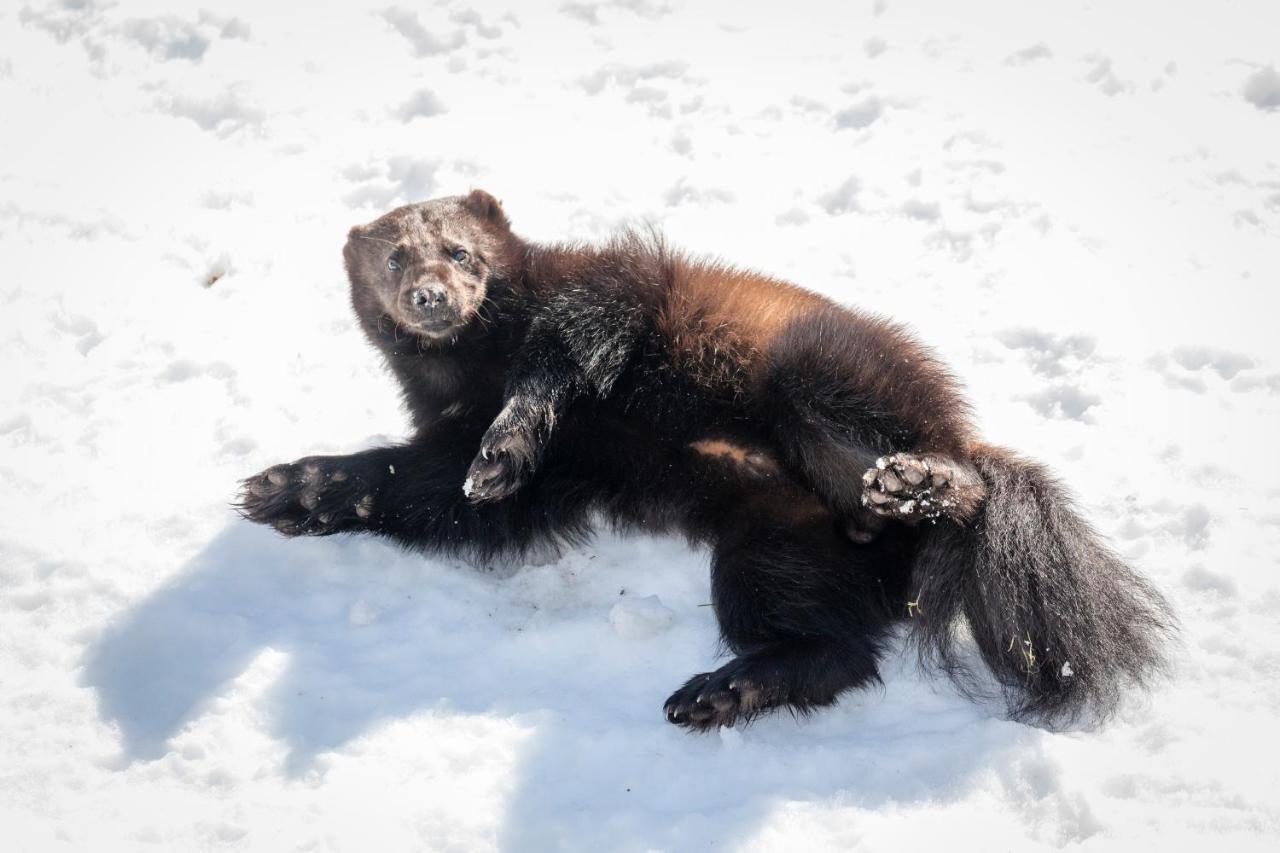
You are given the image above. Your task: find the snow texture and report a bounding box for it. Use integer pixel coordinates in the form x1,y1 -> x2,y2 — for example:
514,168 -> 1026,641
2,0 -> 1279,850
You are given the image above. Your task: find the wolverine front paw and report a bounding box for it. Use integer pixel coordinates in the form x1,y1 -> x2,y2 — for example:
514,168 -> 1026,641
463,425 -> 538,503
237,457 -> 376,536
860,452 -> 985,524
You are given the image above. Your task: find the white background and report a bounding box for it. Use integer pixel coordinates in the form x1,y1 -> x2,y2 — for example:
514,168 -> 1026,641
2,0 -> 1279,849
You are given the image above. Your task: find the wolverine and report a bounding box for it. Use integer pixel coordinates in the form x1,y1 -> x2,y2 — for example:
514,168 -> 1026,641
239,190 -> 1172,730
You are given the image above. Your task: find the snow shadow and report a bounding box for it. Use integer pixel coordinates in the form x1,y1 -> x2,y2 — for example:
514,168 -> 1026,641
83,519 -> 1029,848
83,520 -> 721,767
494,667 -> 1034,851
82,519 -> 597,769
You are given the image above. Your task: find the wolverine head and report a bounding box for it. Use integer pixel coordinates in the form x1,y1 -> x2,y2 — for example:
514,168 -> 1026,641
344,189 -> 519,341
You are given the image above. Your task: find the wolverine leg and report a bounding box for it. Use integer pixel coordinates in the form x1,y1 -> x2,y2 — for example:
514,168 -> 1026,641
239,427 -> 594,561
665,493 -> 911,729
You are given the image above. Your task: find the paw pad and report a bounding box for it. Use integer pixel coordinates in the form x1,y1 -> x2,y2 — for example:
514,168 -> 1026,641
861,453 -> 955,522
237,457 -> 372,537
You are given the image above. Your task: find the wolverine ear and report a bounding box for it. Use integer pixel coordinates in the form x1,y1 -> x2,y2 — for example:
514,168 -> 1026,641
462,189 -> 510,230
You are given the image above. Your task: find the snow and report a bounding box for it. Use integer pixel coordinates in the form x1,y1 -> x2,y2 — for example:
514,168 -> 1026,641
2,0 -> 1279,849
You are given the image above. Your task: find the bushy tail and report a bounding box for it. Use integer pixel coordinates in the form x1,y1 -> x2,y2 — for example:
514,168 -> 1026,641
909,445 -> 1174,725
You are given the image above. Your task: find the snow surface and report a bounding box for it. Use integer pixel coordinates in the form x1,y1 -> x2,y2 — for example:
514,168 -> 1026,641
3,0 -> 1280,849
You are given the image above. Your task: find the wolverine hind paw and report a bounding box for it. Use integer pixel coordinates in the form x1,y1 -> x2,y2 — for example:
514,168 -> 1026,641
664,667 -> 771,731
860,452 -> 985,524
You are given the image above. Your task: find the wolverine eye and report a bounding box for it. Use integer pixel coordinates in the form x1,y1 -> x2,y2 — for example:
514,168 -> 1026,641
451,248 -> 470,263
386,257 -> 401,272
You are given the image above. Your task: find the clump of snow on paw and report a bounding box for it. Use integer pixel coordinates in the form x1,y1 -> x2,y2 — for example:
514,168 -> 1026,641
608,595 -> 675,640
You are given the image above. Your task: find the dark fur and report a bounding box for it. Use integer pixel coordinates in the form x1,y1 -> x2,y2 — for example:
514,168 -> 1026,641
239,190 -> 1173,730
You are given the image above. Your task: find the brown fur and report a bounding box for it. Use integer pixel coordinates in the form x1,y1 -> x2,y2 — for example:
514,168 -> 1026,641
659,257 -> 827,395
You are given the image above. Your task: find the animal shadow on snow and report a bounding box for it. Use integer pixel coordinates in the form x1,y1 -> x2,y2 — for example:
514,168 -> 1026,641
82,518 -> 1034,849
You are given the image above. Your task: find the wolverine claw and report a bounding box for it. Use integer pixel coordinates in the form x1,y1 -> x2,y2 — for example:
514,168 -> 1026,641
463,451 -> 528,503
466,419 -> 539,503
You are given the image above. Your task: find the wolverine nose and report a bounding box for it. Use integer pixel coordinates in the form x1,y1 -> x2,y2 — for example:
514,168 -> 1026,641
411,287 -> 447,309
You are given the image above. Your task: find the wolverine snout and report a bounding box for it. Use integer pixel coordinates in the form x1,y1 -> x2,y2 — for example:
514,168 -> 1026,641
401,282 -> 458,331
410,286 -> 447,309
